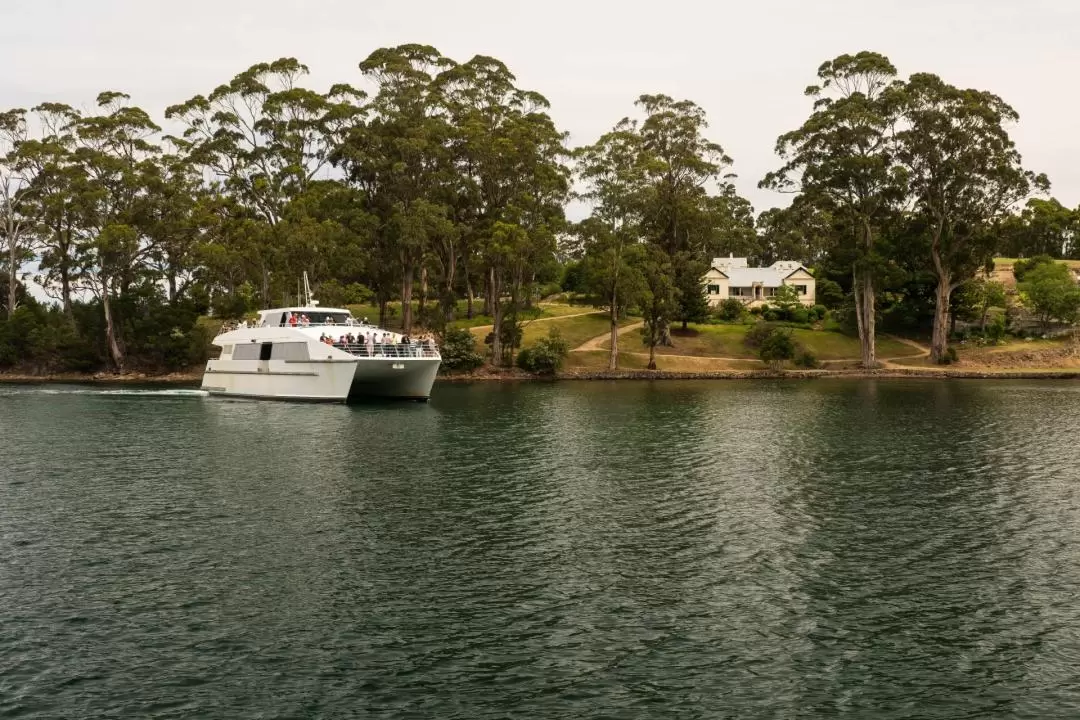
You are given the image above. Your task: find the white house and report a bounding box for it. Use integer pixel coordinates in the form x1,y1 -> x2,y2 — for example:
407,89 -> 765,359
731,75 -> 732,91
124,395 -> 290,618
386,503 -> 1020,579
703,256 -> 816,307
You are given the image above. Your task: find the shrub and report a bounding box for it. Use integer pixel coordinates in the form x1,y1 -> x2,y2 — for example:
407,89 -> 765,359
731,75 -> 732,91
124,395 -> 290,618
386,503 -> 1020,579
791,308 -> 810,325
716,298 -> 744,322
812,305 -> 828,321
749,306 -> 763,316
744,321 -> 778,349
516,328 -> 569,375
440,327 -> 484,372
815,278 -> 845,309
794,346 -> 819,369
538,281 -> 563,300
985,317 -> 1006,343
936,346 -> 959,365
759,329 -> 796,369
764,310 -> 780,322
1013,255 -> 1055,283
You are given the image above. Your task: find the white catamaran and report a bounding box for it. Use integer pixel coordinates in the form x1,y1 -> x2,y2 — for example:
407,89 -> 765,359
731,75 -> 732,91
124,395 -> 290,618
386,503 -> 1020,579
200,277 -> 440,402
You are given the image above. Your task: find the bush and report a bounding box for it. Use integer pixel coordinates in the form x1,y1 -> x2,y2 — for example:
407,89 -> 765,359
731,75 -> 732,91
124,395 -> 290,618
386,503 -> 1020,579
538,281 -> 563,300
759,329 -> 796,369
791,308 -> 810,325
749,306 -> 763,316
985,317 -> 1006,343
716,298 -> 744,322
794,347 -> 819,369
440,327 -> 484,372
815,278 -> 845,309
812,305 -> 828,321
764,310 -> 780,322
516,328 -> 569,375
744,321 -> 778,349
1013,255 -> 1055,283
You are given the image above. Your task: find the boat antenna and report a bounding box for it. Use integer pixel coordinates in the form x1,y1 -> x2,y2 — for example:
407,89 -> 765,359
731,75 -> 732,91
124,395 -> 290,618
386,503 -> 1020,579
302,271 -> 319,307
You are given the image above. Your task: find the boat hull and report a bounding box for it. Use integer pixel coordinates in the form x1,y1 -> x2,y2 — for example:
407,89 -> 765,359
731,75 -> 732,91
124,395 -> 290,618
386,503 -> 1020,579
201,357 -> 440,403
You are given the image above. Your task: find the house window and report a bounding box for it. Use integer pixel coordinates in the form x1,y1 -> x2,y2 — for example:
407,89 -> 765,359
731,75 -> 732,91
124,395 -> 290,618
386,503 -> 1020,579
729,287 -> 749,297
707,284 -> 721,295
793,284 -> 808,295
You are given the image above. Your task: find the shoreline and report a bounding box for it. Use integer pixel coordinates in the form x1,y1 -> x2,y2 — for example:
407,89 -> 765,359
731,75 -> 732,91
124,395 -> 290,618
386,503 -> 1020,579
4,366 -> 1080,387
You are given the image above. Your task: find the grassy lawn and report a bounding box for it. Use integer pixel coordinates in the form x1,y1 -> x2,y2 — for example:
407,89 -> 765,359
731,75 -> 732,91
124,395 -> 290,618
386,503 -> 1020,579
603,323 -> 916,361
344,301 -> 596,332
519,312 -> 637,349
563,351 -> 652,371
994,257 -> 1080,269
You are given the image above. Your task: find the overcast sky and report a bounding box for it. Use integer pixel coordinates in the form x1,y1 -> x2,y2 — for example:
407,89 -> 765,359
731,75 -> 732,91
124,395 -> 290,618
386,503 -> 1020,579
2,0 -> 1078,214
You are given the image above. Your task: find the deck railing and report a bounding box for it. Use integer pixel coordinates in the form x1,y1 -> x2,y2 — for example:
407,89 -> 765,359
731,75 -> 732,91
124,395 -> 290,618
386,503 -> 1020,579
322,342 -> 440,359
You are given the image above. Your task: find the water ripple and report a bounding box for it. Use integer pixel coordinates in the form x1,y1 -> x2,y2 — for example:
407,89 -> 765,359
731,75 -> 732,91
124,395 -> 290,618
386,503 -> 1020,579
1,380 -> 1080,718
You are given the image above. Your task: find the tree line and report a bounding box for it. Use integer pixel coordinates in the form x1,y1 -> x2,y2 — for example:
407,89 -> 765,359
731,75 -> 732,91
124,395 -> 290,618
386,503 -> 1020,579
0,47 -> 1074,373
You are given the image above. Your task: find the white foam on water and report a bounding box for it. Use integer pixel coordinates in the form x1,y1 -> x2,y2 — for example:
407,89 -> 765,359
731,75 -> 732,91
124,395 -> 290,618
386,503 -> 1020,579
2,386 -> 208,398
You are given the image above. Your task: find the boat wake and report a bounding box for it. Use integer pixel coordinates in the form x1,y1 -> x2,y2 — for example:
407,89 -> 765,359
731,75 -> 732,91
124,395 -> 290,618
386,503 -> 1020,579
2,386 -> 209,398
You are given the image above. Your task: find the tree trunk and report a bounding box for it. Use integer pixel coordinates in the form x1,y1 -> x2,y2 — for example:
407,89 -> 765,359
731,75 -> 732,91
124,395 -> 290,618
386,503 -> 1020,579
930,276 -> 952,364
418,265 -> 428,326
101,277 -> 125,371
647,338 -> 656,370
7,241 -> 16,320
167,271 -> 177,304
378,297 -> 387,329
490,267 -> 503,366
260,263 -> 271,309
608,292 -> 619,371
853,269 -> 876,368
401,261 -> 414,334
465,272 -> 474,319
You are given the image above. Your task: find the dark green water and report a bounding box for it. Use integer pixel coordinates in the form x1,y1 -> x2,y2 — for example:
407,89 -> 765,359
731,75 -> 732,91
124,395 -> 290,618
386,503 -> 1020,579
2,380 -> 1079,719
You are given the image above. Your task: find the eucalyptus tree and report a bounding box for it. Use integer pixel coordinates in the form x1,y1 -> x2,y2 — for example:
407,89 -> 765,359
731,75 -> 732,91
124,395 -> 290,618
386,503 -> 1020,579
763,52 -> 905,367
166,58 -> 365,306
433,54 -> 570,362
999,198 -> 1078,259
634,94 -> 740,339
895,72 -> 1045,362
576,122 -> 649,368
67,92 -> 165,369
0,109 -> 37,318
332,45 -> 457,334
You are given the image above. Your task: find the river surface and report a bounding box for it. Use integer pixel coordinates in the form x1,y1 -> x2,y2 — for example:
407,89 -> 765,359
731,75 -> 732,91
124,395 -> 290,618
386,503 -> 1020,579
1,380 -> 1080,718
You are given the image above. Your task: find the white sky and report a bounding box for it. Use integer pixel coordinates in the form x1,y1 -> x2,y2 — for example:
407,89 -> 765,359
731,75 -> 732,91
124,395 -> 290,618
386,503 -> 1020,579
2,0 -> 1078,215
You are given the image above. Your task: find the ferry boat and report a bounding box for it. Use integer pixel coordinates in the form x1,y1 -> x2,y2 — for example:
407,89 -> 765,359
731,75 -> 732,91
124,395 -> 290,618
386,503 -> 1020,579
200,303 -> 441,403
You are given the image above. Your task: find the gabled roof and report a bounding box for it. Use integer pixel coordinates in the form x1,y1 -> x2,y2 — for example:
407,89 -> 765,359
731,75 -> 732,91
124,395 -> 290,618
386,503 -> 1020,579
707,261 -> 813,288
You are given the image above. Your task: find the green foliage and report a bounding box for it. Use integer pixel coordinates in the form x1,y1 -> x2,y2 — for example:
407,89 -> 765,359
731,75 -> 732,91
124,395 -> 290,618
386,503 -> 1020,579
516,328 -> 569,375
815,279 -> 845,309
1020,262 -> 1080,329
758,328 -> 796,369
764,310 -> 779,322
794,347 -> 819,368
439,327 -> 483,372
744,321 -> 778,349
771,283 -> 802,311
716,298 -> 745,322
791,307 -> 810,325
1013,255 -> 1055,283
811,305 -> 828,321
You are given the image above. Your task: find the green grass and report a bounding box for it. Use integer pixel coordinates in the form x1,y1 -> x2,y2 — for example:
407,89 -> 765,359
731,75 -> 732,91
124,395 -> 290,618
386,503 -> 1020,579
520,312 -> 636,349
604,323 -> 915,361
343,300 -> 595,331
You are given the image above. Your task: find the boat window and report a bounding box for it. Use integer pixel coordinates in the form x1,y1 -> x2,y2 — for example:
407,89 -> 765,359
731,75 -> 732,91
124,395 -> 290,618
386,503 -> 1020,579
313,312 -> 353,325
270,342 -> 310,361
232,343 -> 261,360
259,342 -> 273,361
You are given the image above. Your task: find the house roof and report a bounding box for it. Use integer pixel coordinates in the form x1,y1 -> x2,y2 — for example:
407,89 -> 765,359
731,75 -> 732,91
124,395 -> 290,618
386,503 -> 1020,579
708,261 -> 812,288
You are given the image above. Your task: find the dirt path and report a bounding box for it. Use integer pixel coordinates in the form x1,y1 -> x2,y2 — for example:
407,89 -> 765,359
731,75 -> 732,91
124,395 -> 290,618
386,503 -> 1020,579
572,320 -> 644,352
469,309 -> 600,336
878,335 -> 931,368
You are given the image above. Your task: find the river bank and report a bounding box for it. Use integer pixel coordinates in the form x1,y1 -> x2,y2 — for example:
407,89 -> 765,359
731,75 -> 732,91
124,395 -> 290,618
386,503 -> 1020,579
5,364 -> 1080,387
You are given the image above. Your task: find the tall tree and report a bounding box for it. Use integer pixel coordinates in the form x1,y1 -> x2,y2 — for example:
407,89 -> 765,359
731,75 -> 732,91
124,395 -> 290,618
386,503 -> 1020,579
896,73 -> 1045,362
576,122 -> 649,368
0,109 -> 37,319
763,52 -> 904,367
166,58 -> 364,306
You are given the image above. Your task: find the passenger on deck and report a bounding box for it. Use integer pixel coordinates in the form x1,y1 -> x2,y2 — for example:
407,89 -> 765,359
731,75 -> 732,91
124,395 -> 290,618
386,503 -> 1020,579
301,314 -> 310,327
365,333 -> 374,356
